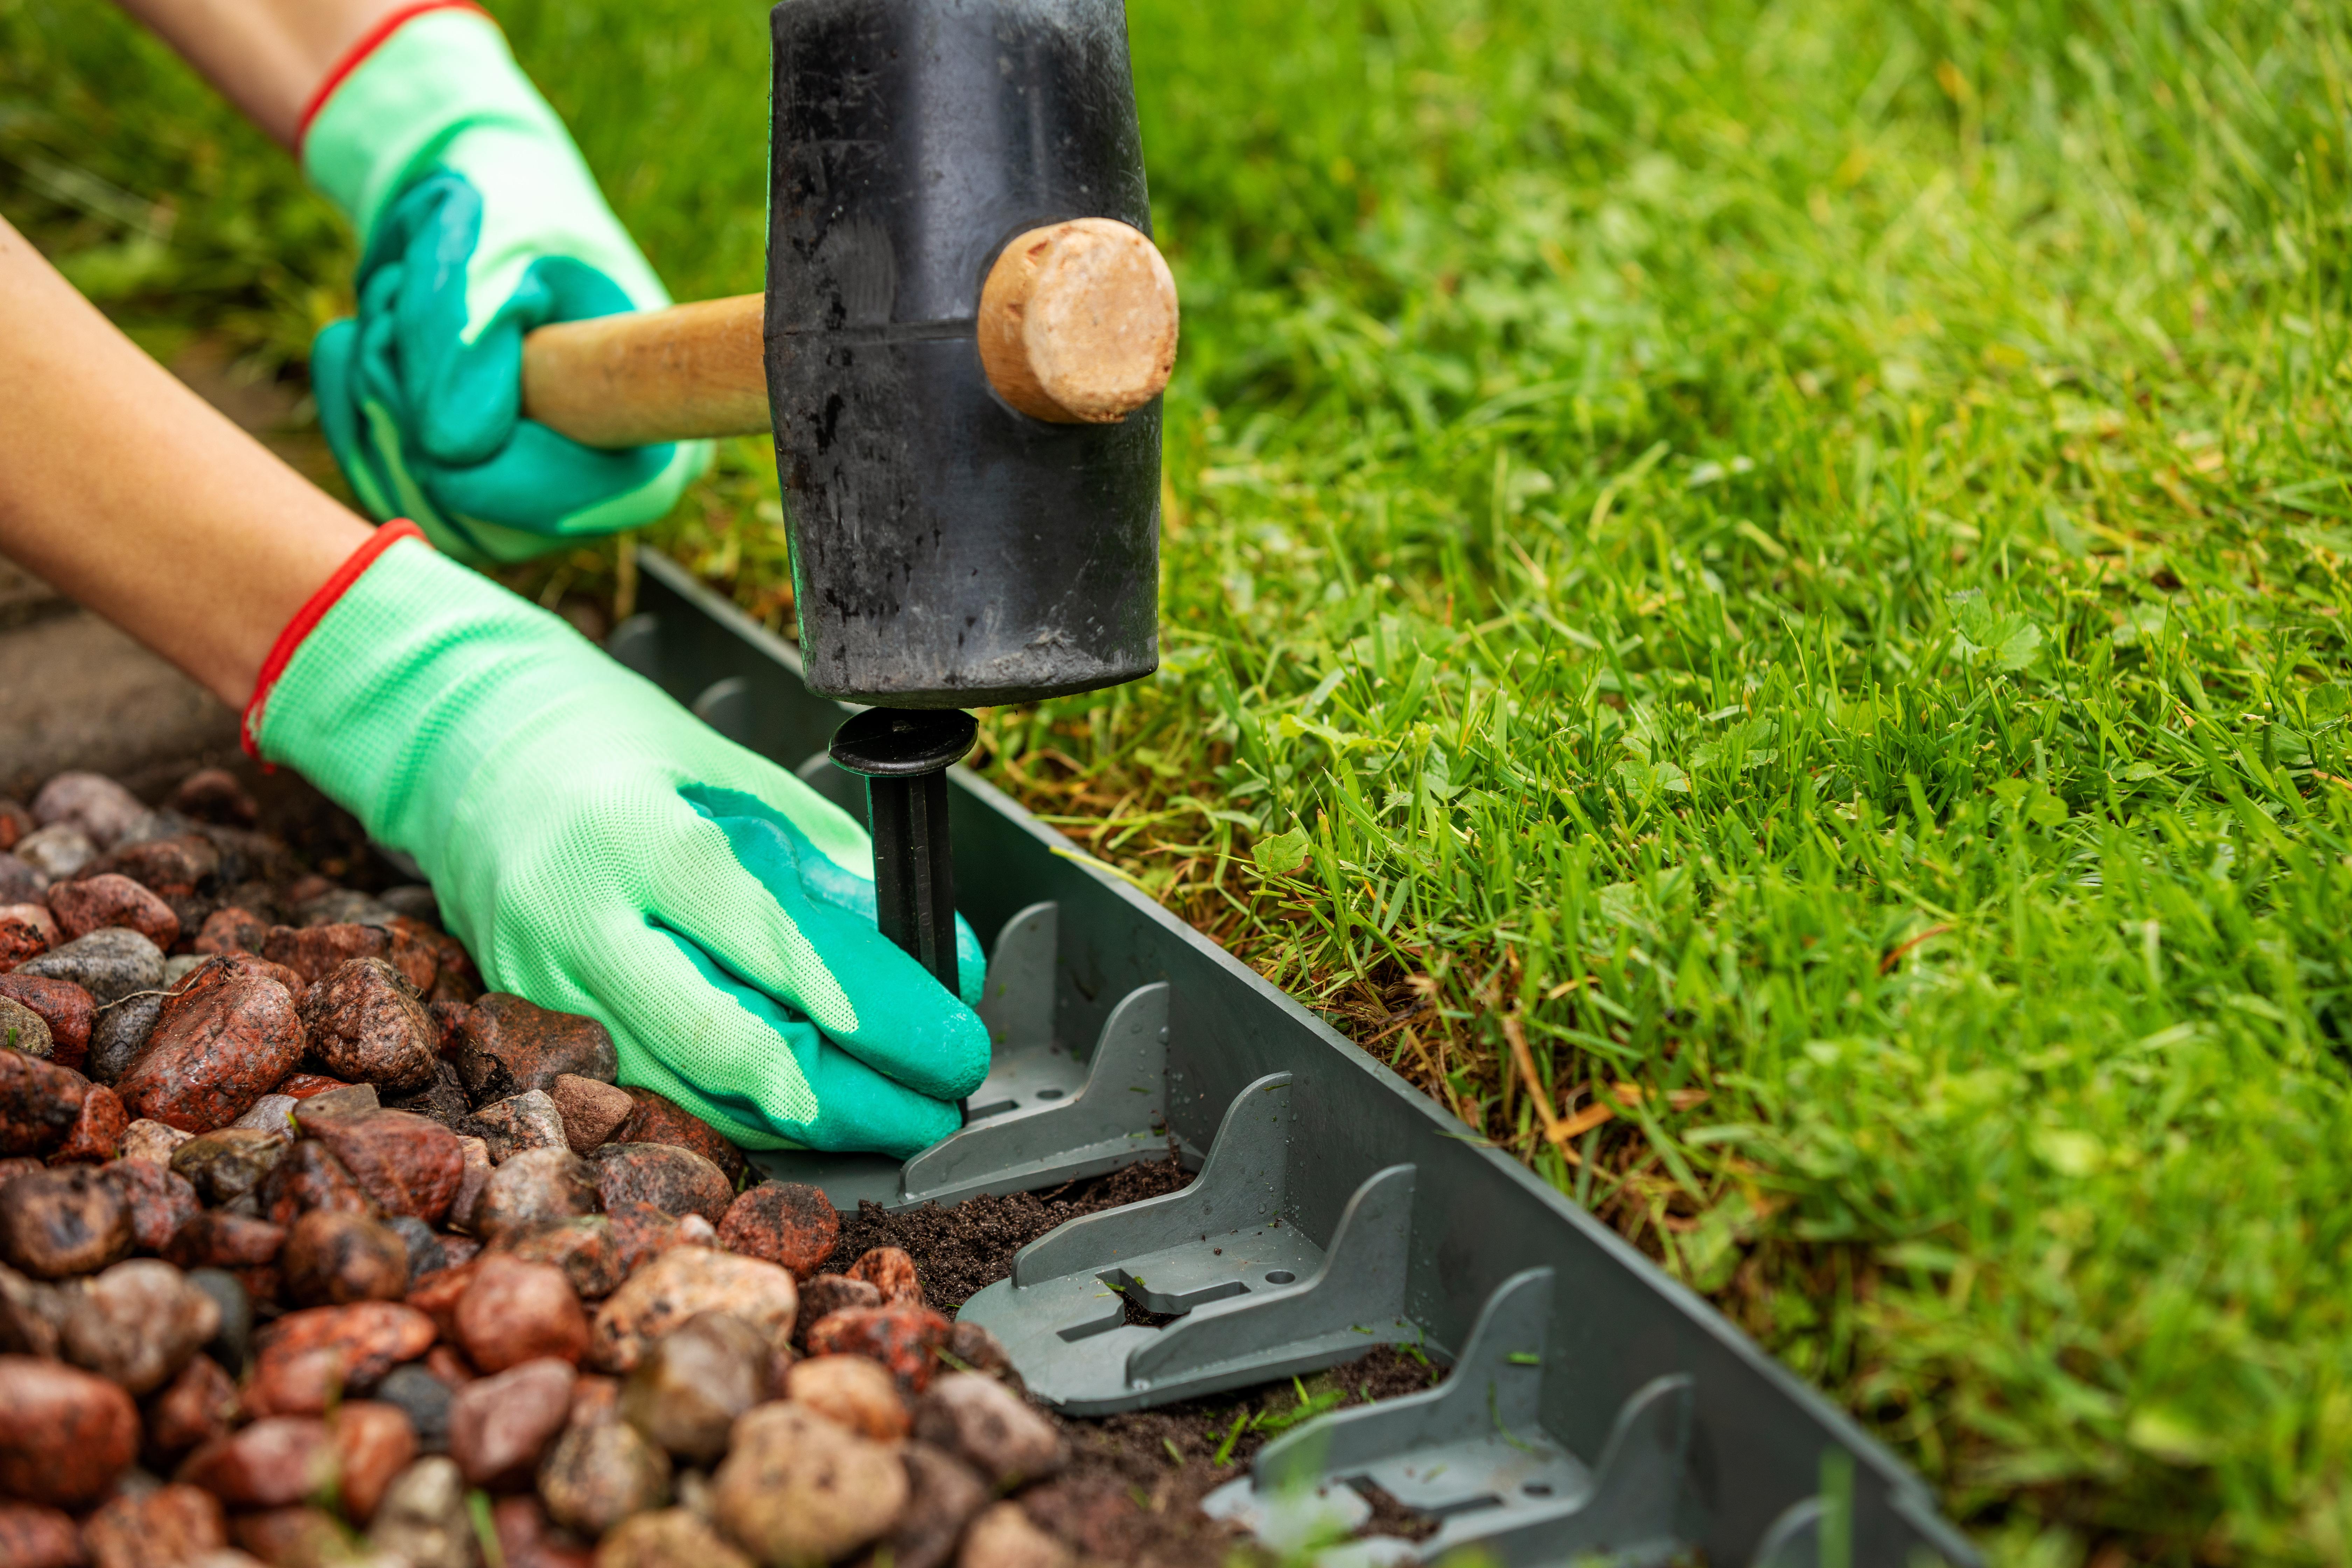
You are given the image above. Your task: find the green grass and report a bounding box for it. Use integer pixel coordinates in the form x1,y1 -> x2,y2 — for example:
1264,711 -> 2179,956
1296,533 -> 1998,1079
9,0 -> 2352,1555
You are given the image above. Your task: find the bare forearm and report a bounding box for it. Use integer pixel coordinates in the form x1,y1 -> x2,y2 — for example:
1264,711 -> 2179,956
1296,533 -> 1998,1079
0,218 -> 371,705
111,0 -> 411,148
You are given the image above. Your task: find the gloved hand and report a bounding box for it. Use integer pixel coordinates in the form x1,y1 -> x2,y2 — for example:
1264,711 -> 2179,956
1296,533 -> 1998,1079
302,5 -> 708,565
249,527 -> 989,1157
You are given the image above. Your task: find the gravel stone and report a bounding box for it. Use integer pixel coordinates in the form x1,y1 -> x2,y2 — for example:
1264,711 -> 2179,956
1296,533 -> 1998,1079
595,1509 -> 750,1568
0,1354 -> 140,1505
50,1084 -> 126,1163
119,974 -> 303,1132
30,775 -> 147,850
0,856 -> 41,905
178,1416 -> 334,1506
229,1094 -> 299,1135
387,1216 -> 447,1284
494,1494 -> 595,1568
368,1457 -> 478,1568
59,1259 -> 221,1394
618,1311 -> 776,1464
377,1364 -> 455,1455
299,959 -> 437,1094
291,890 -> 396,930
803,1305 -> 953,1397
493,1216 -> 627,1300
186,1268 -> 252,1373
791,1274 -> 881,1338
192,909 -> 267,958
299,1082 -> 379,1117
162,1213 -> 283,1309
913,1373 -> 1065,1490
228,1506 -> 341,1568
282,1210 -> 411,1307
883,1443 -> 991,1568
145,1352 -> 237,1457
846,1246 -> 924,1308
538,1417 -> 670,1536
169,1129 -> 290,1206
457,1255 -> 589,1372
789,1353 -> 912,1443
548,1074 -> 632,1153
592,1143 -> 732,1226
17,927 -> 163,1006
386,1059 -> 471,1132
260,924 -> 391,987
48,874 -> 177,951
293,1107 -> 465,1225
0,909 -> 50,972
592,1248 -> 798,1374
334,1400 -> 418,1524
713,1403 -> 905,1567
446,1136 -> 493,1233
0,976 -> 93,1072
945,1320 -> 1015,1380
0,1260 -> 70,1357
610,1090 -> 743,1185
254,1138 -> 372,1227
462,1090 -> 569,1164
0,1167 -> 131,1279
118,1118 -> 191,1165
0,860 -> 43,907
168,771 -> 257,828
449,1358 -> 576,1489
244,1302 -> 436,1416
0,996 -> 52,1058
0,1504 -> 79,1568
14,827 -> 96,882
83,830 -> 220,901
85,994 -> 162,1085
457,996 -> 617,1101
377,886 -> 439,923
956,1502 -> 1073,1568
475,1147 -> 601,1239
82,1482 -> 227,1568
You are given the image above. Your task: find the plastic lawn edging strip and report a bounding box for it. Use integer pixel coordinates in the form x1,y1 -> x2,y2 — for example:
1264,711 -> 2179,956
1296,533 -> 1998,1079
612,548 -> 1976,1568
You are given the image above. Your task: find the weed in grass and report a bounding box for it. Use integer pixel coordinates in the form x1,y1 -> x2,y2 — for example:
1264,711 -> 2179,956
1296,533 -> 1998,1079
9,0 -> 2352,1556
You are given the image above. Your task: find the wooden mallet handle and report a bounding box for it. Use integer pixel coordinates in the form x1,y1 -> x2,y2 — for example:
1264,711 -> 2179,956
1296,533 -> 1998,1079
519,218 -> 1177,449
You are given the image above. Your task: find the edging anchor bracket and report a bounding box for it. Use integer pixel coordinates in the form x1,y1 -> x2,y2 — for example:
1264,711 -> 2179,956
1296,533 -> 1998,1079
1204,1268 -> 1698,1567
958,1072 -> 1424,1414
898,976 -> 1174,1206
749,902 -> 1186,1209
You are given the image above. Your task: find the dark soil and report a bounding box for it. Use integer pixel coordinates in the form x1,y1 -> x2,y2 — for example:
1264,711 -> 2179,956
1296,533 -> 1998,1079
825,1149 -> 1449,1562
822,1144 -> 1199,1310
1026,1345 -> 1446,1567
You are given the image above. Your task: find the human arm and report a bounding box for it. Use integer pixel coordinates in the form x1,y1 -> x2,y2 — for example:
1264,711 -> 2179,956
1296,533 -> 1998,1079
107,0 -> 407,150
0,214 -> 369,704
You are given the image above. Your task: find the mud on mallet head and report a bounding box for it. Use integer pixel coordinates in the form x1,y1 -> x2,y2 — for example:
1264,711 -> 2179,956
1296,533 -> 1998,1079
512,0 -> 1176,982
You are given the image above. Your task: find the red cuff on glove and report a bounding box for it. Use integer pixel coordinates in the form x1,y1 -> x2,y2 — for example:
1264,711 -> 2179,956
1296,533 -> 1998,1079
242,519 -> 429,759
295,0 -> 495,150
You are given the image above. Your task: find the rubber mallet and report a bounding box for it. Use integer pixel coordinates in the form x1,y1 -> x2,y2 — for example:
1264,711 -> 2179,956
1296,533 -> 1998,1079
513,0 -> 1175,995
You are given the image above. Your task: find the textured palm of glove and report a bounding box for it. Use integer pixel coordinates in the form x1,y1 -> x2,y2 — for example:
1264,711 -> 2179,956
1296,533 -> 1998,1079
303,6 -> 709,565
254,536 -> 988,1157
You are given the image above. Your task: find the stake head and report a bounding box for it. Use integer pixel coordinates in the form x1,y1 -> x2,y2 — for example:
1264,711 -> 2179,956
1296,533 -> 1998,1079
829,707 -> 979,778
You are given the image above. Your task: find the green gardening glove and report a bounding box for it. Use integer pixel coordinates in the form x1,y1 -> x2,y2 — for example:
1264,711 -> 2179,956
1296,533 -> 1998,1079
303,5 -> 708,565
252,532 -> 989,1157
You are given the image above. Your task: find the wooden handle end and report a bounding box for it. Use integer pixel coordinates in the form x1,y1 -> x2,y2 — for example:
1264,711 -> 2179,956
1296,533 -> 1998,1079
978,218 -> 1178,425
